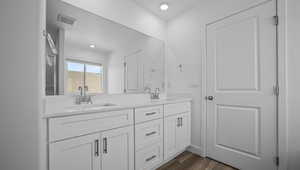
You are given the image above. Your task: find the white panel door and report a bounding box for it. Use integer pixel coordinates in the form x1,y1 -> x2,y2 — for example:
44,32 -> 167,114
49,134 -> 100,170
101,126 -> 134,170
206,1 -> 277,170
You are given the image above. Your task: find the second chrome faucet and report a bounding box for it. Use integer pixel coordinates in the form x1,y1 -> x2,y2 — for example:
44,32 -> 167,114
144,87 -> 160,100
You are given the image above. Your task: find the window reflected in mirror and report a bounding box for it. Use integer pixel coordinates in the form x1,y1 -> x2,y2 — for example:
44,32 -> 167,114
85,64 -> 104,94
66,60 -> 104,94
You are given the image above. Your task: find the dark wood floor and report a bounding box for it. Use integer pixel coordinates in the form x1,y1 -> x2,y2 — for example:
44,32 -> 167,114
157,152 -> 237,170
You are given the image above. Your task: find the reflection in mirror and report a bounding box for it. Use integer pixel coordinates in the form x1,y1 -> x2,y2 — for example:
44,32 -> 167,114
45,0 -> 165,96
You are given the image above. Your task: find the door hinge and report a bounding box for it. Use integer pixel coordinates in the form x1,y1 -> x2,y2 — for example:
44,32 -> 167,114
274,156 -> 279,166
273,15 -> 279,26
43,30 -> 47,37
273,85 -> 279,96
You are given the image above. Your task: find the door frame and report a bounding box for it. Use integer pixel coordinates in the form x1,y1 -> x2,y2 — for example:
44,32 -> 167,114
200,0 -> 288,169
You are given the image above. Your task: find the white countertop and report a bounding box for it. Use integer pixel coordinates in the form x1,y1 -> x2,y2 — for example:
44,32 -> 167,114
43,97 -> 192,118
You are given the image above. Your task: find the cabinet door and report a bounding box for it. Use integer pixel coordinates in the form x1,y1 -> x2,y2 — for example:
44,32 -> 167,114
101,126 -> 134,170
164,115 -> 178,160
176,113 -> 191,151
164,113 -> 191,160
49,134 -> 100,170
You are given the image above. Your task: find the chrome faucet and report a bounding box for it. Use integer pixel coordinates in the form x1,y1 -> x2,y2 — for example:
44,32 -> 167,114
144,87 -> 160,100
75,86 -> 93,105
152,88 -> 160,100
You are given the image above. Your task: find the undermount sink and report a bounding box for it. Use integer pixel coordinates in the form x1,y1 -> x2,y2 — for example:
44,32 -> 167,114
150,97 -> 178,102
65,103 -> 118,112
84,103 -> 118,108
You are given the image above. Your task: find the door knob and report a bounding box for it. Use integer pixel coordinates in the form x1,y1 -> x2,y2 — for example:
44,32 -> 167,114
206,96 -> 214,101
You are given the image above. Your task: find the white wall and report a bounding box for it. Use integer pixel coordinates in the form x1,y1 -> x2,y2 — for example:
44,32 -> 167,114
0,0 -> 42,170
286,0 -> 300,169
166,0 -> 273,154
61,0 -> 166,40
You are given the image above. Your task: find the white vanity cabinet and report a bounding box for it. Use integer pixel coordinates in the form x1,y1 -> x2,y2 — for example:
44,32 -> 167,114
134,106 -> 164,170
49,133 -> 101,170
48,109 -> 133,142
100,126 -> 134,170
49,127 -> 134,170
48,109 -> 134,170
164,102 -> 191,161
46,100 -> 192,170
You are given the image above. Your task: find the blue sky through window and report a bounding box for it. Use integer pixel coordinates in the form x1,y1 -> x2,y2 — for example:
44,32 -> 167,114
67,61 -> 103,74
86,64 -> 103,74
67,62 -> 84,72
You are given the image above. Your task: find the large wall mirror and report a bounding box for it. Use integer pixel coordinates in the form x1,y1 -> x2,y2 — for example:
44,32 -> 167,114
45,0 -> 165,96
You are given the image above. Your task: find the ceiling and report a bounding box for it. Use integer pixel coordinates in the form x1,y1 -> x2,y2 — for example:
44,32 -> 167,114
132,0 -> 202,21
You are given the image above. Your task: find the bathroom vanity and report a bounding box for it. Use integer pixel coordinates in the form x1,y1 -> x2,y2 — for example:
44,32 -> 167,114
45,98 -> 191,170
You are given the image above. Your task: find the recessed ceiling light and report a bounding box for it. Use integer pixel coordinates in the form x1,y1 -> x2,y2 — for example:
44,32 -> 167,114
89,44 -> 96,48
160,3 -> 169,11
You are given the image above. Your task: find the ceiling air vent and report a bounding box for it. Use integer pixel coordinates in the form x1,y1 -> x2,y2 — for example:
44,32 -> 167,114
57,14 -> 76,26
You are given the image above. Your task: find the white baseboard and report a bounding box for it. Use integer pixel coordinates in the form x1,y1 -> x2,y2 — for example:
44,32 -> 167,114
187,145 -> 204,157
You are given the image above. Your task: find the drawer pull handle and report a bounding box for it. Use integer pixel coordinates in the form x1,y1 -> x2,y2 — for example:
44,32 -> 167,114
145,155 -> 157,162
94,139 -> 99,157
103,137 -> 108,154
145,131 -> 157,136
145,112 -> 156,116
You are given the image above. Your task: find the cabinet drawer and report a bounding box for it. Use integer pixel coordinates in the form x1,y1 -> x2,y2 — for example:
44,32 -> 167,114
135,105 -> 163,124
135,142 -> 163,170
49,109 -> 133,142
135,119 -> 163,150
164,102 -> 191,117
